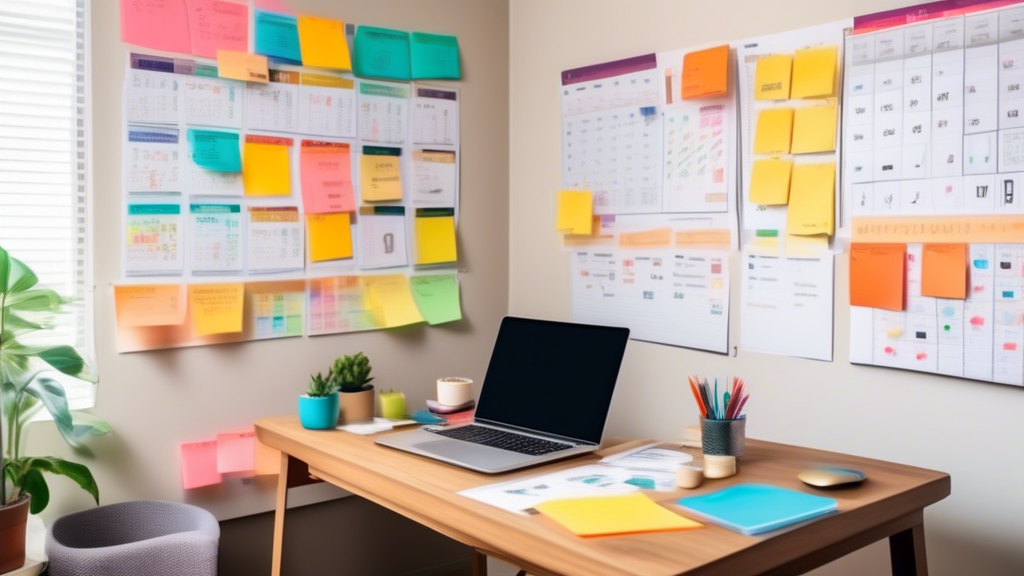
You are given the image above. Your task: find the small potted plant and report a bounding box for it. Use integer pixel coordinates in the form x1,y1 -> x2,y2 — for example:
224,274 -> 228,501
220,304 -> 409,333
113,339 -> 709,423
298,373 -> 339,430
329,353 -> 375,423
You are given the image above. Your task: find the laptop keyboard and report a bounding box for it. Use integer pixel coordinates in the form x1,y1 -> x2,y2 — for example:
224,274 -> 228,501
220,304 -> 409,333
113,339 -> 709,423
428,425 -> 575,456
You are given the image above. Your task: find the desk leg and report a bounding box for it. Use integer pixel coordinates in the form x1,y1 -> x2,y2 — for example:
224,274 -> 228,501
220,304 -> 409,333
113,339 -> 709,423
271,452 -> 290,576
889,523 -> 928,576
471,550 -> 487,576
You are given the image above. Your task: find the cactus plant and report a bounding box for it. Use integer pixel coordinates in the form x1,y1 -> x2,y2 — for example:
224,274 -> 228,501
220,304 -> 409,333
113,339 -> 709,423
328,353 -> 374,393
305,372 -> 337,397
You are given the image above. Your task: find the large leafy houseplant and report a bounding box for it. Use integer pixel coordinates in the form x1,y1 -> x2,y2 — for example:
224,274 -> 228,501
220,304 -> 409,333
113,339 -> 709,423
0,245 -> 109,514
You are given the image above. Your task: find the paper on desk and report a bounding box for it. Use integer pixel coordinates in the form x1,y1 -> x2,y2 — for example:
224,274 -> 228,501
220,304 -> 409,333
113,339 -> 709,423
459,465 -> 640,515
599,446 -> 694,491
338,418 -> 417,435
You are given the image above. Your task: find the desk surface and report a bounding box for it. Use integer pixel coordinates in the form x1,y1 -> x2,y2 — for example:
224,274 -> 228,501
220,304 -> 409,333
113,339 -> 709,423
256,417 -> 949,576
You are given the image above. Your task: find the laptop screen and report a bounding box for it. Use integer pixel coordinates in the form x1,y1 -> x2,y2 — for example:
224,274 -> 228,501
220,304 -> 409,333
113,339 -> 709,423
473,317 -> 630,444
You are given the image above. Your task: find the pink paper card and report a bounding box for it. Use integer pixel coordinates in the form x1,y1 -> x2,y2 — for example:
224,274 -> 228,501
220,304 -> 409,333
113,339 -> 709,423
180,440 -> 222,489
185,0 -> 249,59
301,140 -> 355,213
120,0 -> 192,54
216,429 -> 256,475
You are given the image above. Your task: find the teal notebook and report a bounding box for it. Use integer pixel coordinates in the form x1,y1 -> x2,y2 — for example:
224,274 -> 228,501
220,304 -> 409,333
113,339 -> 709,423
677,484 -> 838,535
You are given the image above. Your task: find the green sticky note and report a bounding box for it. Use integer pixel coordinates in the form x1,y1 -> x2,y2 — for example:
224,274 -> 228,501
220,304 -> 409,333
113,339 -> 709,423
255,10 -> 302,64
410,274 -> 461,325
410,32 -> 460,79
353,25 -> 411,81
187,129 -> 241,172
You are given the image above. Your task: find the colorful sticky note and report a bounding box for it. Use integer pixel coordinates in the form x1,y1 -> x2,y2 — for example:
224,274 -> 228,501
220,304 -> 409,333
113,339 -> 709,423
682,45 -> 729,99
180,440 -> 222,490
361,275 -> 424,328
216,429 -> 255,475
120,0 -> 192,54
297,15 -> 351,70
749,158 -> 793,205
415,208 -> 457,265
217,50 -> 269,83
185,0 -> 249,59
188,129 -> 241,172
850,243 -> 906,311
556,190 -> 593,234
791,46 -> 838,99
536,493 -> 702,537
410,32 -> 461,79
114,285 -> 187,328
353,26 -> 412,81
254,439 -> 280,476
754,54 -> 792,100
785,234 -> 829,258
255,10 -> 302,63
791,103 -> 837,154
243,136 -> 292,196
188,283 -> 244,336
300,141 -> 354,213
360,147 -> 403,202
307,213 -> 353,262
753,108 -> 794,155
922,243 -> 968,299
410,274 -> 462,325
787,163 -> 835,236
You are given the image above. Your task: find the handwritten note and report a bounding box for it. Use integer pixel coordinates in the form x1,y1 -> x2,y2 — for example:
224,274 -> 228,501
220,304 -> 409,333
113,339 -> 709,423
410,32 -> 461,79
922,243 -> 968,299
255,10 -> 302,63
114,284 -> 187,327
243,136 -> 292,196
556,190 -> 593,234
217,50 -> 269,83
754,54 -> 792,100
362,275 -> 424,328
120,0 -> 192,54
791,46 -> 837,99
682,45 -> 729,99
410,274 -> 461,325
188,128 -> 241,172
852,215 -> 1024,243
216,429 -> 255,475
850,244 -> 906,311
297,15 -> 351,70
353,26 -> 411,81
787,163 -> 835,236
753,108 -> 794,155
180,440 -> 222,490
185,0 -> 248,59
308,213 -> 353,262
749,158 -> 793,205
189,283 -> 244,336
415,208 -> 457,264
300,141 -> 354,213
360,146 -> 403,202
790,103 -> 837,154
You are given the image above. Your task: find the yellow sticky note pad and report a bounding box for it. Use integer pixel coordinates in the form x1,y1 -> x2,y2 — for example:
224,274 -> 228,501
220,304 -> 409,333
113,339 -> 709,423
188,283 -> 244,336
217,50 -> 269,83
556,190 -> 593,234
415,209 -> 457,265
297,15 -> 352,70
791,46 -> 838,99
787,163 -> 835,237
754,54 -> 792,100
785,234 -> 830,257
362,275 -> 424,328
536,493 -> 702,537
244,141 -> 291,196
749,158 -> 793,205
308,213 -> 353,262
753,108 -> 794,155
360,153 -> 403,202
791,103 -> 837,154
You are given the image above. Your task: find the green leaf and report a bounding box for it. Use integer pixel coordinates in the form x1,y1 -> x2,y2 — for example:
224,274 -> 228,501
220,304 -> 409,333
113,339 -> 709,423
23,377 -> 74,442
3,289 -> 62,312
22,457 -> 98,505
6,257 -> 37,294
20,468 -> 48,514
0,246 -> 9,298
70,412 -> 112,439
37,346 -> 87,379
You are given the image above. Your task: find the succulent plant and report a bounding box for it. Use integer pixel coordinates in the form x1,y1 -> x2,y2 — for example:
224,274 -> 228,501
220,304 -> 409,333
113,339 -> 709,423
328,353 -> 374,393
305,372 -> 337,397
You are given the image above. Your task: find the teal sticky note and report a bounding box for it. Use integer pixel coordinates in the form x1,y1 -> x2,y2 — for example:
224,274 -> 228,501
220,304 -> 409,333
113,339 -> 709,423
255,10 -> 302,64
409,274 -> 462,325
187,129 -> 241,172
353,25 -> 411,81
410,32 -> 461,79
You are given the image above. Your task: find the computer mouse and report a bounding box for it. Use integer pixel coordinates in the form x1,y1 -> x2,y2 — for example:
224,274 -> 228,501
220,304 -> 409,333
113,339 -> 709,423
798,468 -> 867,488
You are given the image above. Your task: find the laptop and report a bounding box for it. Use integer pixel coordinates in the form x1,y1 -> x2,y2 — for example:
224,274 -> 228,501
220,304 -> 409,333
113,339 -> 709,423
375,317 -> 630,473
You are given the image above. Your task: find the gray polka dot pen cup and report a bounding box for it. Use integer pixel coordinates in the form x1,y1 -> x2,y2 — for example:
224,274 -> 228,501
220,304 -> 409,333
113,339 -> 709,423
700,416 -> 746,458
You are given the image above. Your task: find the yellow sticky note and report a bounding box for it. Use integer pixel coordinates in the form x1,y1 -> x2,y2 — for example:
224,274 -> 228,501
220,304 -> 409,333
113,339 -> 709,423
754,54 -> 792,100
785,234 -> 830,257
360,153 -> 402,202
114,284 -> 186,327
244,140 -> 291,196
556,190 -> 593,234
791,103 -> 837,154
791,46 -> 838,99
361,275 -> 424,328
536,493 -> 702,537
749,158 -> 793,205
787,163 -> 835,237
415,209 -> 457,265
297,15 -> 352,70
217,50 -> 269,83
307,213 -> 353,262
753,108 -> 794,155
188,283 -> 244,336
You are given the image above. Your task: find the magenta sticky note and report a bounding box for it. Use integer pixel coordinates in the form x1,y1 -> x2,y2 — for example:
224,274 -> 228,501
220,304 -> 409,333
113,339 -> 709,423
120,0 -> 192,54
185,0 -> 249,59
180,440 -> 222,490
216,429 -> 256,475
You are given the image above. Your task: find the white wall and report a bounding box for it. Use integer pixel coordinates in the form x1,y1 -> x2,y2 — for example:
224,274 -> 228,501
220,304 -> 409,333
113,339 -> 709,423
508,1 -> 1024,575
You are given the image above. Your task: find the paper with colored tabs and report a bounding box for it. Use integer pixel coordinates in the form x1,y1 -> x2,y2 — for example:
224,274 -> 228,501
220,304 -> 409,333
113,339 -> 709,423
243,136 -> 292,196
536,493 -> 702,537
749,158 -> 793,205
307,213 -> 353,262
682,45 -> 729,99
410,32 -> 461,79
787,163 -> 835,236
922,243 -> 968,299
254,439 -> 280,475
255,10 -> 302,63
791,46 -> 838,99
216,429 -> 255,475
188,283 -> 244,336
362,275 -> 424,328
850,243 -> 906,311
410,274 -> 462,325
753,108 -> 794,155
415,208 -> 457,265
114,285 -> 187,328
301,141 -> 354,213
361,147 -> 403,202
790,103 -> 837,154
754,54 -> 792,100
217,50 -> 269,83
120,0 -> 192,54
354,26 -> 412,81
185,0 -> 249,59
188,129 -> 241,172
297,15 -> 351,70
556,190 -> 593,234
180,440 -> 222,490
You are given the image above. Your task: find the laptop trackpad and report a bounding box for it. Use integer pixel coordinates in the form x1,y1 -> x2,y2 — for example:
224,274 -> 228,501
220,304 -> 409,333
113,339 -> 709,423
414,439 -> 530,469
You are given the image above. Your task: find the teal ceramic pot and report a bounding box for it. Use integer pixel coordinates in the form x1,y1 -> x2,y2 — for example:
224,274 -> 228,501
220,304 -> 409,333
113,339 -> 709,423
298,393 -> 339,430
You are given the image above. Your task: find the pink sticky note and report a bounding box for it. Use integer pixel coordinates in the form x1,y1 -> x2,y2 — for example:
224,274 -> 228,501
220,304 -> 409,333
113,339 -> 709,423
120,0 -> 192,53
180,440 -> 222,490
216,429 -> 256,475
185,0 -> 249,59
300,141 -> 355,213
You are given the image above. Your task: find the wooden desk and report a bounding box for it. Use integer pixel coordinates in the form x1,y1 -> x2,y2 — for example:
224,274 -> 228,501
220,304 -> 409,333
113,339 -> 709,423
256,417 -> 949,576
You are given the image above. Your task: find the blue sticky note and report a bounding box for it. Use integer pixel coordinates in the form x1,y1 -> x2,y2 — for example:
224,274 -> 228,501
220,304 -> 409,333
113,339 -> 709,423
353,25 -> 411,81
410,32 -> 460,79
255,10 -> 302,64
187,129 -> 241,172
677,483 -> 837,535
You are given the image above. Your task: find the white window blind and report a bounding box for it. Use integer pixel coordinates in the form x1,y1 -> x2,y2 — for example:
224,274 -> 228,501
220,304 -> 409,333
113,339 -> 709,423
0,0 -> 94,409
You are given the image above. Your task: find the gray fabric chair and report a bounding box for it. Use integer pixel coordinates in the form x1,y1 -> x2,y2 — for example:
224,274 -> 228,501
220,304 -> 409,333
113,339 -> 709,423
46,500 -> 219,576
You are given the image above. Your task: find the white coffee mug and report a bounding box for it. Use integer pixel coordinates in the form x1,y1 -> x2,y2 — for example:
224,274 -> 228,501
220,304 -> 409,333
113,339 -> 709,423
437,377 -> 473,407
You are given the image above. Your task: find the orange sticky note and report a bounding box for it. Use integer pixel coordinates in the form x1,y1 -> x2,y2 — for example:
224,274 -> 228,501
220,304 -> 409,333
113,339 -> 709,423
180,440 -> 222,490
682,45 -> 729,99
922,244 -> 968,299
753,108 -> 794,155
216,429 -> 255,475
307,213 -> 353,262
217,50 -> 269,83
254,439 -> 280,476
850,243 -> 906,311
188,283 -> 244,336
297,15 -> 352,70
114,284 -> 187,327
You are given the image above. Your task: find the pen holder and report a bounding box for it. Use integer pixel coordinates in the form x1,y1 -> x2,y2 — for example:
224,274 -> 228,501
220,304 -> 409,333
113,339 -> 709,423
700,416 -> 746,458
